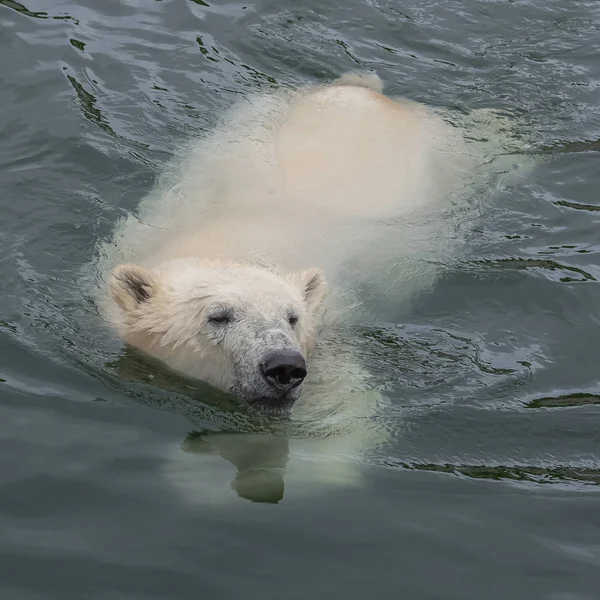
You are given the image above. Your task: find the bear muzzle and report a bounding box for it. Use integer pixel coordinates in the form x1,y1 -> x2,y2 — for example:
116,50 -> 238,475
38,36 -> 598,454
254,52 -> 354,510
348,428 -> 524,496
260,349 -> 307,393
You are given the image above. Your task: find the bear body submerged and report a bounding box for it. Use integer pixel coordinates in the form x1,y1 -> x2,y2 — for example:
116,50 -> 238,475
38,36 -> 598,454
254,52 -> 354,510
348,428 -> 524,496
102,74 -> 478,407
95,73 -> 528,502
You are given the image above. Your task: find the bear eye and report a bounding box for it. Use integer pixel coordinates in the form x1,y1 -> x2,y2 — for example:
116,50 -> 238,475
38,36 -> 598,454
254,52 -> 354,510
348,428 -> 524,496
208,313 -> 231,325
288,314 -> 299,327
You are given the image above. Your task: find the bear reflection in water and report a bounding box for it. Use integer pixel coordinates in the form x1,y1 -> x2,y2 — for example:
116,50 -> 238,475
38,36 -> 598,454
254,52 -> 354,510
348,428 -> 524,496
182,432 -> 289,504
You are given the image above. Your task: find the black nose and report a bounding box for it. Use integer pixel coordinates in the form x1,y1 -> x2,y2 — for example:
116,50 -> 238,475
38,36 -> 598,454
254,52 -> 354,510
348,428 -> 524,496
260,350 -> 307,391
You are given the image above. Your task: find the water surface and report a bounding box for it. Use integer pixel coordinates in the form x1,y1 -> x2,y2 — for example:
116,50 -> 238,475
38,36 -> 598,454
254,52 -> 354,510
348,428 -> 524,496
1,0 -> 599,598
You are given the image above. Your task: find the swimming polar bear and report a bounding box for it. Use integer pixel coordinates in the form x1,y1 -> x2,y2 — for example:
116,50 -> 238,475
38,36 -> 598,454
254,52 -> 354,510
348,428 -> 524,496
95,72 -> 530,503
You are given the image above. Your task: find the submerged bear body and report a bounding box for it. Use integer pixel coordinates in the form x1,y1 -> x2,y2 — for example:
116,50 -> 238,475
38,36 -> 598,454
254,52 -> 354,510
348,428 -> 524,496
90,72 -> 534,503
100,73 -> 481,411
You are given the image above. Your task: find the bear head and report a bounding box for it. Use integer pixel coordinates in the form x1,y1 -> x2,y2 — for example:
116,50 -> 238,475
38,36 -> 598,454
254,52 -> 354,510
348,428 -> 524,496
108,258 -> 328,412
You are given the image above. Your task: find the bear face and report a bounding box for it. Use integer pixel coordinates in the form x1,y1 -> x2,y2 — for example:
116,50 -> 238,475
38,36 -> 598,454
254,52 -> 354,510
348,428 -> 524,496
108,258 -> 327,412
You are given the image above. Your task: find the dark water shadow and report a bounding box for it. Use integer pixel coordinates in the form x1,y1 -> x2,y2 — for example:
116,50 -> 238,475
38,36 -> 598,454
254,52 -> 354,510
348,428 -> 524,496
525,393 -> 600,409
66,75 -> 116,138
393,461 -> 600,487
554,199 -> 600,213
471,258 -> 596,283
0,0 -> 78,22
539,138 -> 600,155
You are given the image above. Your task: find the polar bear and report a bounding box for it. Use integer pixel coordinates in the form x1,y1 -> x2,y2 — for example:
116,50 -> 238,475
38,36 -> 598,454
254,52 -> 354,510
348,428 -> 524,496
103,73 -> 482,408
95,72 -> 530,503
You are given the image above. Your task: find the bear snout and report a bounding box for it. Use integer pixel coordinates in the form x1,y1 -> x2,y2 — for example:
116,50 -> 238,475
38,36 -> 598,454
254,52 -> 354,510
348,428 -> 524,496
260,350 -> 307,393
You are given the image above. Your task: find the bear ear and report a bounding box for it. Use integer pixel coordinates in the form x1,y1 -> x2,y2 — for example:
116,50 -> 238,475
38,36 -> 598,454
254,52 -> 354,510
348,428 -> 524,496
109,264 -> 158,313
287,268 -> 328,313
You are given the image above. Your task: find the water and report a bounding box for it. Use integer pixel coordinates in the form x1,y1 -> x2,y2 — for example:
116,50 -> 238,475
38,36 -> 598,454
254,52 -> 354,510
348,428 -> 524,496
1,0 -> 599,598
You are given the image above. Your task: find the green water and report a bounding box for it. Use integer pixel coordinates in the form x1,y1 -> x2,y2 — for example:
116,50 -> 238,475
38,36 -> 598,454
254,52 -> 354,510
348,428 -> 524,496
1,0 -> 599,598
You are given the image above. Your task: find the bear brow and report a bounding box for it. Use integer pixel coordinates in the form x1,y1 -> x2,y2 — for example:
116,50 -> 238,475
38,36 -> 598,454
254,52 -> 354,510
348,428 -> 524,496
181,293 -> 213,304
